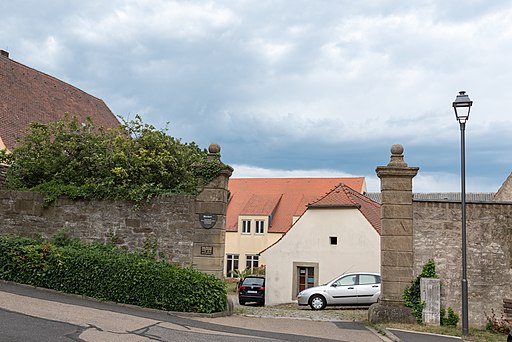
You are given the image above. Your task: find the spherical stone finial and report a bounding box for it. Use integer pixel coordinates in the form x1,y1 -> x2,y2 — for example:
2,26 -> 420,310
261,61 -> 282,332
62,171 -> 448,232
208,143 -> 221,154
388,143 -> 407,167
391,144 -> 404,155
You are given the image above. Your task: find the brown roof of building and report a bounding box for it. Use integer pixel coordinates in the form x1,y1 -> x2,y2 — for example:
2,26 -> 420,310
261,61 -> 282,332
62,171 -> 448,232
0,50 -> 119,150
227,177 -> 366,233
309,183 -> 381,235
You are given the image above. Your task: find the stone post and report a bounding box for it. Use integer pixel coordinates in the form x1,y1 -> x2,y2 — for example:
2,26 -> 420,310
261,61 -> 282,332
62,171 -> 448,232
421,278 -> 441,325
369,144 -> 418,324
192,143 -> 233,278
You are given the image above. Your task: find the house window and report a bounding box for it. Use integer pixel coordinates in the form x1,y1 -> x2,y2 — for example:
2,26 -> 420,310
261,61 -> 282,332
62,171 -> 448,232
255,220 -> 265,234
226,254 -> 239,277
246,255 -> 259,272
330,236 -> 338,245
242,220 -> 251,234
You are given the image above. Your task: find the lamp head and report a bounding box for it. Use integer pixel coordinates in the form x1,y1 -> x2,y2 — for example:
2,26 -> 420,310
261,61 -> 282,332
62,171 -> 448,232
452,91 -> 472,123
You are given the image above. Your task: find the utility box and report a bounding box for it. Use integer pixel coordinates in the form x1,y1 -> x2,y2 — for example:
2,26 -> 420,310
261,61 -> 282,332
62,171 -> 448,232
421,278 -> 441,325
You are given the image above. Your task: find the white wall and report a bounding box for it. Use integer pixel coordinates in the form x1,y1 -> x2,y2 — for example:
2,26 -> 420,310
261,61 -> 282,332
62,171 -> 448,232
261,207 -> 380,305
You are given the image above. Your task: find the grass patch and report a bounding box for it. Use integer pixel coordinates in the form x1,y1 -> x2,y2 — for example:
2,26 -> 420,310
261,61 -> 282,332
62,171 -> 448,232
225,279 -> 238,293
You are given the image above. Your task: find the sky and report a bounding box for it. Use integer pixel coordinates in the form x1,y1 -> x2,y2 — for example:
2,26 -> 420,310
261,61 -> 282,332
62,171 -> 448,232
2,0 -> 512,193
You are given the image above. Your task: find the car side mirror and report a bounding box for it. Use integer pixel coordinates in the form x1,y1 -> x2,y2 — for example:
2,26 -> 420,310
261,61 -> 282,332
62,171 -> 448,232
331,284 -> 337,288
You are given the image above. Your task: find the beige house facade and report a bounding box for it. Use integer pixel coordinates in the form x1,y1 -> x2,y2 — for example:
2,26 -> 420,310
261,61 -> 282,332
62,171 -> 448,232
225,214 -> 282,276
261,184 -> 381,305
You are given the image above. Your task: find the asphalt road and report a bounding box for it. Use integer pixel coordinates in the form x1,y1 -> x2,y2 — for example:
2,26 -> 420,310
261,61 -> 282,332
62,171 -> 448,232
0,308 -> 84,342
388,329 -> 462,342
0,281 -> 385,342
0,281 -> 466,342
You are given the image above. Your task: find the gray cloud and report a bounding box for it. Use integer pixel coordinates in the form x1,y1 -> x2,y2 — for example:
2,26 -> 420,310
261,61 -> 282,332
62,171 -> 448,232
2,0 -> 511,192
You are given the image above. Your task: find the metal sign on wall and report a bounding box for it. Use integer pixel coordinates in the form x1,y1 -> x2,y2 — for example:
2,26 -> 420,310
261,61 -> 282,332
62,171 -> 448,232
201,246 -> 213,255
199,213 -> 217,229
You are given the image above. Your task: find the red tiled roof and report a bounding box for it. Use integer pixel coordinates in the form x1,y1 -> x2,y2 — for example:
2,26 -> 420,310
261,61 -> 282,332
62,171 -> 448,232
293,194 -> 320,216
309,183 -> 381,234
0,51 -> 120,150
241,194 -> 282,215
226,177 -> 366,233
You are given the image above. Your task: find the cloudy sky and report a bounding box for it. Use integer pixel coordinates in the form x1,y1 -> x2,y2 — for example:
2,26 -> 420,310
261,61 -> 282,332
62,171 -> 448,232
2,1 -> 511,192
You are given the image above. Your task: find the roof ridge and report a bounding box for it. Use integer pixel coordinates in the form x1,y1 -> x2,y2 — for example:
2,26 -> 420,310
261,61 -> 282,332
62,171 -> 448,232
2,55 -> 106,103
338,184 -> 381,234
343,185 -> 380,208
308,182 -> 344,205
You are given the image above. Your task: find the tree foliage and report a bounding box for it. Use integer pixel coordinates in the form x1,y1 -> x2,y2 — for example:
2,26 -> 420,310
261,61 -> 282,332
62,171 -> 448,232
0,114 -> 224,204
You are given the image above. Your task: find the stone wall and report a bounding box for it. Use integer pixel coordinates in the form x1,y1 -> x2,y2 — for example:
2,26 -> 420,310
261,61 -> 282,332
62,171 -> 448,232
0,168 -> 231,278
413,200 -> 512,327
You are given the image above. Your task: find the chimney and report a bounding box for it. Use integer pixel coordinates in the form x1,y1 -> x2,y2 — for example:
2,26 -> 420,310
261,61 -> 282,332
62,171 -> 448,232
0,50 -> 9,58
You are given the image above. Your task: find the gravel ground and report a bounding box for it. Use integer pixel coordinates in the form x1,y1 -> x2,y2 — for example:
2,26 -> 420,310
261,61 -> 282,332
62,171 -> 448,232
229,294 -> 369,322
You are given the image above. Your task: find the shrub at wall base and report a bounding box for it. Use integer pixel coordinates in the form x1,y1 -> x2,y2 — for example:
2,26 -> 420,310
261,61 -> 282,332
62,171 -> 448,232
0,235 -> 227,314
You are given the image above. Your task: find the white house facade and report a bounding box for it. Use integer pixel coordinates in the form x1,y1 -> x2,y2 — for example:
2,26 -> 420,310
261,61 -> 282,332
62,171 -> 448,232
261,184 -> 381,305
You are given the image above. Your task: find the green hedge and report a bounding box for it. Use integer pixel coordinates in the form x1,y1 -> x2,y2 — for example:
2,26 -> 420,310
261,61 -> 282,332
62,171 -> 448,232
0,235 -> 227,313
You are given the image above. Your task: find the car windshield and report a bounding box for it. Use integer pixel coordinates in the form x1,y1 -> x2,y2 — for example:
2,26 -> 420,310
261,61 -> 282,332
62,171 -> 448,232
242,278 -> 264,286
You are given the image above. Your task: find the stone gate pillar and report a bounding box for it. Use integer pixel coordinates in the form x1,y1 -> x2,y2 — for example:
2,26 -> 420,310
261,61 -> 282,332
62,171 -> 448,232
192,144 -> 233,278
369,144 -> 419,323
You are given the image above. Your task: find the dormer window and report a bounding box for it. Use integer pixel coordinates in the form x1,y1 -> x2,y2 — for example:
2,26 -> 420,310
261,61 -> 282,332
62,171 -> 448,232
255,220 -> 265,234
242,220 -> 251,234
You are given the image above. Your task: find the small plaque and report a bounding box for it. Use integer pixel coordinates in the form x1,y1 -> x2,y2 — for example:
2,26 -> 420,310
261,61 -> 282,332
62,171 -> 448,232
201,246 -> 213,255
199,213 -> 217,229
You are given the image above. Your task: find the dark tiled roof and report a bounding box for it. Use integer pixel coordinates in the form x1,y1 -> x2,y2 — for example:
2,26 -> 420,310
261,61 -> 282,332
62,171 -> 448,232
365,192 -> 497,204
0,51 -> 119,150
309,183 -> 381,235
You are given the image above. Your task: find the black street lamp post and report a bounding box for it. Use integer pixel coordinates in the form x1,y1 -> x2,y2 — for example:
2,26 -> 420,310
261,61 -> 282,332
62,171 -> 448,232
452,90 -> 472,336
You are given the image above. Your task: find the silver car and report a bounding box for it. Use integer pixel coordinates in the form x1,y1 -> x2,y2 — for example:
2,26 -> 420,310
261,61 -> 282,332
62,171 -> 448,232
297,272 -> 381,310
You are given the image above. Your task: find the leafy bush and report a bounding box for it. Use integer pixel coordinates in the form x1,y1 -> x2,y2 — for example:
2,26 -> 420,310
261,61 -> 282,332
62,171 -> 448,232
0,235 -> 227,313
403,259 -> 438,323
0,114 -> 224,204
440,307 -> 459,327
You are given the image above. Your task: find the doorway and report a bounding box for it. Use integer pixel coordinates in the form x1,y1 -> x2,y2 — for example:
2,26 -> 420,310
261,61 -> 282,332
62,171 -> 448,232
292,262 -> 319,299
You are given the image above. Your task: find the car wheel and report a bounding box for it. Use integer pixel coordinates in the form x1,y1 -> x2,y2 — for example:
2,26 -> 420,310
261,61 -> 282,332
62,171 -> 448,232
239,300 -> 246,305
309,295 -> 326,310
